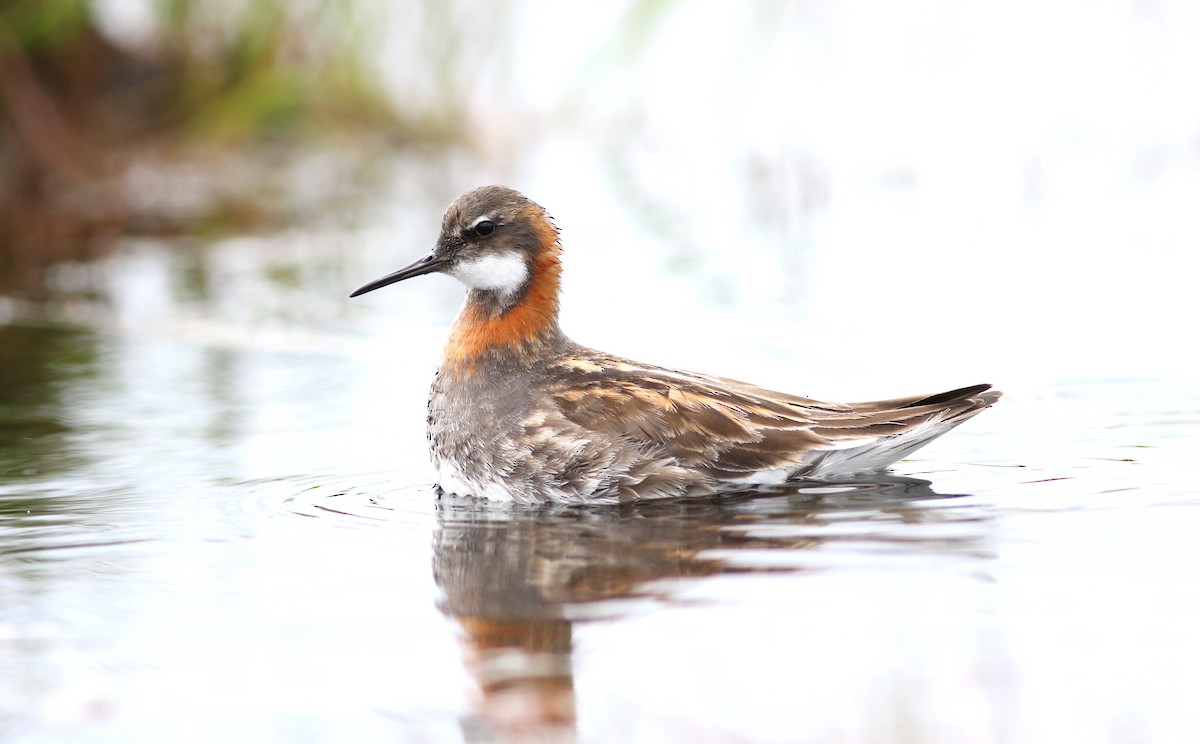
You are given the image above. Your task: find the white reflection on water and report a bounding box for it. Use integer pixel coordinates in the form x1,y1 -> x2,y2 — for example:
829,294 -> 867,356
2,345 -> 1197,742
377,0 -> 1200,392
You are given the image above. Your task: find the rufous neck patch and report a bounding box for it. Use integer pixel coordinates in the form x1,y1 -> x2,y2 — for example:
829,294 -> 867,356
444,208 -> 563,361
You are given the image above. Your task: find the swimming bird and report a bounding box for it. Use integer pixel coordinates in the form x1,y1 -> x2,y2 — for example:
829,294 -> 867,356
350,185 -> 1000,504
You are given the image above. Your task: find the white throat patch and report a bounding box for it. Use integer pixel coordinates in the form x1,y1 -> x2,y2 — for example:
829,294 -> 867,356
449,252 -> 529,299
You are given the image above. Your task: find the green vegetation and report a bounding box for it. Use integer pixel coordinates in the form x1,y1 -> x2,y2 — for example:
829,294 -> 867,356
0,0 -> 406,296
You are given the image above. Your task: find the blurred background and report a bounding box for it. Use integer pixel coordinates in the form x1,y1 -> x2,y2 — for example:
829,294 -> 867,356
3,0 -> 1197,385
3,1 -> 1200,742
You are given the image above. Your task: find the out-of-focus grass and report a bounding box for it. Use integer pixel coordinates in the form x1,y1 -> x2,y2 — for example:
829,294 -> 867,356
0,0 -> 422,297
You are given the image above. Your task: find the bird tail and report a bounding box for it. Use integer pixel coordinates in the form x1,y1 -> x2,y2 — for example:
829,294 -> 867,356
801,384 -> 1001,476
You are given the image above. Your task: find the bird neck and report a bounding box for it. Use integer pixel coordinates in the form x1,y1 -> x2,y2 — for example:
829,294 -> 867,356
443,242 -> 565,364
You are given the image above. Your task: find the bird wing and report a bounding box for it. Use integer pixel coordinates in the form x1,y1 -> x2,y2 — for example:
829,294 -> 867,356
548,351 -> 996,480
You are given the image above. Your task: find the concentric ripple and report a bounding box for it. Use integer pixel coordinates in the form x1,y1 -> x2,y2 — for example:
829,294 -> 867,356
224,471 -> 436,528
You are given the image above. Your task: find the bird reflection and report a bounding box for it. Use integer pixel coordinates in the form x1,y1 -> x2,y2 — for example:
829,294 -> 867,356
432,475 -> 984,742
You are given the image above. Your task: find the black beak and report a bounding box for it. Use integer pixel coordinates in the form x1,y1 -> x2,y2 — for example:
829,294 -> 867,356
349,253 -> 447,298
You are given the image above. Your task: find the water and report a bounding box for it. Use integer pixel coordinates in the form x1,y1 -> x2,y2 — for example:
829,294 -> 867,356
5,2 -> 1200,739
2,236 -> 1198,742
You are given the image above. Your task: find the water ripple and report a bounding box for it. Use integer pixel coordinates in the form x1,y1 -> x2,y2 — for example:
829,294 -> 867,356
222,471 -> 435,528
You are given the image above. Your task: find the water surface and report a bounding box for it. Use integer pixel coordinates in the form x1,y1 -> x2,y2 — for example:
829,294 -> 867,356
4,4 -> 1200,732
2,298 -> 1197,742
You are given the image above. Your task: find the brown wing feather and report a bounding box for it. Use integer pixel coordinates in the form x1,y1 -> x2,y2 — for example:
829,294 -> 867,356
550,351 -> 833,479
549,349 -> 999,480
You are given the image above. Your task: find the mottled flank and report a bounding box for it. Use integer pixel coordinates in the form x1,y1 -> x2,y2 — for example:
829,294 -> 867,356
353,185 -> 1001,503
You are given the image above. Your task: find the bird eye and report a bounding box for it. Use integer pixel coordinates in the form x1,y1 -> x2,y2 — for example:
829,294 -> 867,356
474,220 -> 495,237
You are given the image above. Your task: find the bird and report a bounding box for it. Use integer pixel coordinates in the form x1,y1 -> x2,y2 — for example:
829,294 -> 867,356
350,185 -> 1001,504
